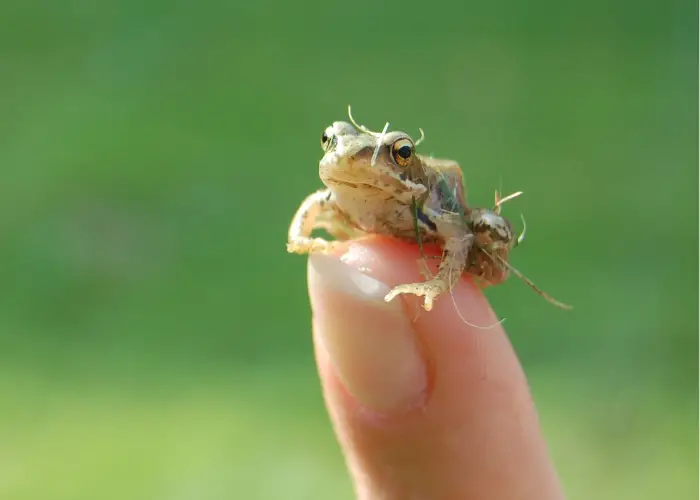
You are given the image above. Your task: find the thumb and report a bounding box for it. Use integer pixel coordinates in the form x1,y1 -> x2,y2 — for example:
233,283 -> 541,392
308,237 -> 564,500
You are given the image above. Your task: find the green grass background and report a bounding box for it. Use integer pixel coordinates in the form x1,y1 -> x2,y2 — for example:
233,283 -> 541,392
0,0 -> 696,498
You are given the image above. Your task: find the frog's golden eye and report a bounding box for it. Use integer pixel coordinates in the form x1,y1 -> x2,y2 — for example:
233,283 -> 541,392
391,138 -> 414,167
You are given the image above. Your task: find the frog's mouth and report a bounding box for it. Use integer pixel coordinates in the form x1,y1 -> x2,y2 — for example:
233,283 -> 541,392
320,146 -> 413,196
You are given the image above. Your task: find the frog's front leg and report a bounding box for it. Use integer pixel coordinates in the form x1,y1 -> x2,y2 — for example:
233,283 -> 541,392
287,189 -> 347,255
384,234 -> 474,311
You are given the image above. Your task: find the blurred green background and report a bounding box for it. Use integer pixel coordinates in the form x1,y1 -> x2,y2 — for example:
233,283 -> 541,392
0,0 -> 696,498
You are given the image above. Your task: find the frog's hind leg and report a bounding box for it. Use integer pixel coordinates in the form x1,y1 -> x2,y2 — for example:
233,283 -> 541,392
384,234 -> 473,311
287,189 -> 347,255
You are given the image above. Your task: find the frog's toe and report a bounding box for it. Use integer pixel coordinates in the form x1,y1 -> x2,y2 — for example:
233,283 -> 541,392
286,241 -> 314,254
384,282 -> 445,311
287,238 -> 338,254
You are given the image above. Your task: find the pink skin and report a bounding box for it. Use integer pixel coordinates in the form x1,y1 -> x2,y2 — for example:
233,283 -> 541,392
307,235 -> 565,500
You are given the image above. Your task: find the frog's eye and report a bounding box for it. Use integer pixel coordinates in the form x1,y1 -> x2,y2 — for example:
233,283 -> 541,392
321,128 -> 335,152
391,138 -> 414,167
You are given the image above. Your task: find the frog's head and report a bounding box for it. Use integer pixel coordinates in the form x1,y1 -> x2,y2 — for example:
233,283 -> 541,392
318,120 -> 427,204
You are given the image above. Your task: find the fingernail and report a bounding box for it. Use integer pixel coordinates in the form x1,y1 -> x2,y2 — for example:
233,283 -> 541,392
308,253 -> 427,413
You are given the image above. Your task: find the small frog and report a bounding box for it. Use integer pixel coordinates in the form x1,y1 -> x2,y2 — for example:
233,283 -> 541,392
287,107 -> 571,312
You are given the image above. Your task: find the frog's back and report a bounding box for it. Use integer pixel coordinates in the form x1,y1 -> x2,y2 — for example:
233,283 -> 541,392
418,156 -> 469,214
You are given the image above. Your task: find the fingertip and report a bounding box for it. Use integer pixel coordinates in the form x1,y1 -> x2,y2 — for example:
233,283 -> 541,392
306,237 -> 564,499
307,250 -> 428,415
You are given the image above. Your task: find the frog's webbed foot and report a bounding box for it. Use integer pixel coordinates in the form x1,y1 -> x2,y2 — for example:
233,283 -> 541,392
384,234 -> 473,311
